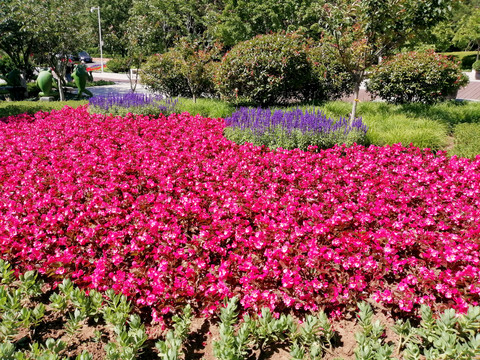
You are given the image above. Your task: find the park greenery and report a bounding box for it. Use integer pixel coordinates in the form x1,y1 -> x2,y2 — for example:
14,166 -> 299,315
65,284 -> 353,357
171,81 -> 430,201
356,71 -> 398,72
1,107 -> 480,358
2,1 -> 480,358
1,0 -> 479,94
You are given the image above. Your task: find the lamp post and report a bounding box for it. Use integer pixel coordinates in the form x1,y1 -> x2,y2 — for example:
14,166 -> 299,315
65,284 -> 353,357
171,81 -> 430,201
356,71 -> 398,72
90,6 -> 104,73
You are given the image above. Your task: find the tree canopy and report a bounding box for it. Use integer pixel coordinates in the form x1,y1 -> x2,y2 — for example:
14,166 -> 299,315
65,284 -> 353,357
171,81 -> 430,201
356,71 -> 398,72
318,0 -> 454,120
453,9 -> 480,60
0,0 -> 89,80
0,0 -> 465,105
213,0 -> 325,46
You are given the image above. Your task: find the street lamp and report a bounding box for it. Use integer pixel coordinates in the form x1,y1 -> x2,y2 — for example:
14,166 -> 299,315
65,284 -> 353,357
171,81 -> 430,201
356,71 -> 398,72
90,6 -> 104,73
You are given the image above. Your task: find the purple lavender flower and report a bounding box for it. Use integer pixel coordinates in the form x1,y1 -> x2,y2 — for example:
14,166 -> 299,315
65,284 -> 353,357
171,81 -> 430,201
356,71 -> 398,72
89,93 -> 178,115
225,107 -> 368,137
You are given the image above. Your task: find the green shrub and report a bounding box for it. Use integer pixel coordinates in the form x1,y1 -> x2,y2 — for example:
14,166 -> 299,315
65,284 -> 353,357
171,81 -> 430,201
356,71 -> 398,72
65,79 -> 115,88
441,51 -> 477,70
106,57 -> 132,73
142,53 -> 191,97
461,54 -> 477,70
141,41 -> 219,100
472,60 -> 480,71
215,32 -> 312,106
450,123 -> 480,158
106,56 -> 144,93
27,82 -> 40,97
305,42 -> 354,101
166,39 -> 220,102
367,50 -> 469,104
0,55 -> 15,78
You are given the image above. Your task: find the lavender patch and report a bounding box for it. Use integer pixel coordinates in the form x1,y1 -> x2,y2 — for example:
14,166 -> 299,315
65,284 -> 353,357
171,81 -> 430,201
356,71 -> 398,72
89,93 -> 178,116
224,107 -> 368,150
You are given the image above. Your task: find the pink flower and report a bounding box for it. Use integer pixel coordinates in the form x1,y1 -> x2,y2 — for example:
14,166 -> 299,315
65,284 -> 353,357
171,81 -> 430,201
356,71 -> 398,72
1,106 -> 479,320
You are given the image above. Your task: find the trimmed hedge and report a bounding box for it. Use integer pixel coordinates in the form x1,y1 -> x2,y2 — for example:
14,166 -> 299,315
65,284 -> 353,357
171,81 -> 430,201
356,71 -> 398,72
367,50 -> 469,104
215,32 -> 312,106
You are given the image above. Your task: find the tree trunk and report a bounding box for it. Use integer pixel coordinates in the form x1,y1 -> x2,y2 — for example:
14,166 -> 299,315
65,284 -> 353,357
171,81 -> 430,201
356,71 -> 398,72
127,69 -> 138,93
20,71 -> 28,98
57,78 -> 65,101
51,58 -> 68,101
350,84 -> 360,125
186,77 -> 196,103
349,71 -> 364,125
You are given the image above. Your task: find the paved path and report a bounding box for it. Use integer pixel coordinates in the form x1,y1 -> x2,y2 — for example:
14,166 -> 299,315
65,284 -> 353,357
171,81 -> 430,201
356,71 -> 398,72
458,81 -> 480,101
87,83 -> 150,96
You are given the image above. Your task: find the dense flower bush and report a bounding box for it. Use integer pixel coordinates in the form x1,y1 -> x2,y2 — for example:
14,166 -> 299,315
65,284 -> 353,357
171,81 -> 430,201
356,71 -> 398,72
1,107 -> 480,323
304,43 -> 354,101
215,33 -> 311,106
0,112 -> 39,124
224,107 -> 367,150
89,93 -> 178,117
367,50 -> 469,104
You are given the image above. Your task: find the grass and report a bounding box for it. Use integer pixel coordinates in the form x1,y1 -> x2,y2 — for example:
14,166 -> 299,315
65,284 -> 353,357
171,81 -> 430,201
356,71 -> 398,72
0,101 -> 87,118
175,97 -> 236,119
3,98 -> 480,158
364,113 -> 448,149
450,123 -> 480,158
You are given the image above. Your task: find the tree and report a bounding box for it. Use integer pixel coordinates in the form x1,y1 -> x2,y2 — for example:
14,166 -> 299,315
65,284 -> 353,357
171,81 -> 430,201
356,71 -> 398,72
126,0 -> 222,54
453,9 -> 480,61
31,0 -> 90,100
0,0 -> 38,82
0,0 -> 91,99
213,0 -> 325,47
320,0 -> 454,122
83,0 -> 133,56
404,0 -> 480,52
167,39 -> 221,102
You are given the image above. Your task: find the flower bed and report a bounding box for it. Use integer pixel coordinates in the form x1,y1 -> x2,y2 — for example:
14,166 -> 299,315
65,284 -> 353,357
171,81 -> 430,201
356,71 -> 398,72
224,107 -> 368,150
0,106 -> 479,321
89,93 -> 178,117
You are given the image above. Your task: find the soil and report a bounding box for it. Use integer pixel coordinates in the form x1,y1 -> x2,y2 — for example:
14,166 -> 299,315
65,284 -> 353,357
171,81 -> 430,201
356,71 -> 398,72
444,135 -> 455,153
12,297 -> 405,360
